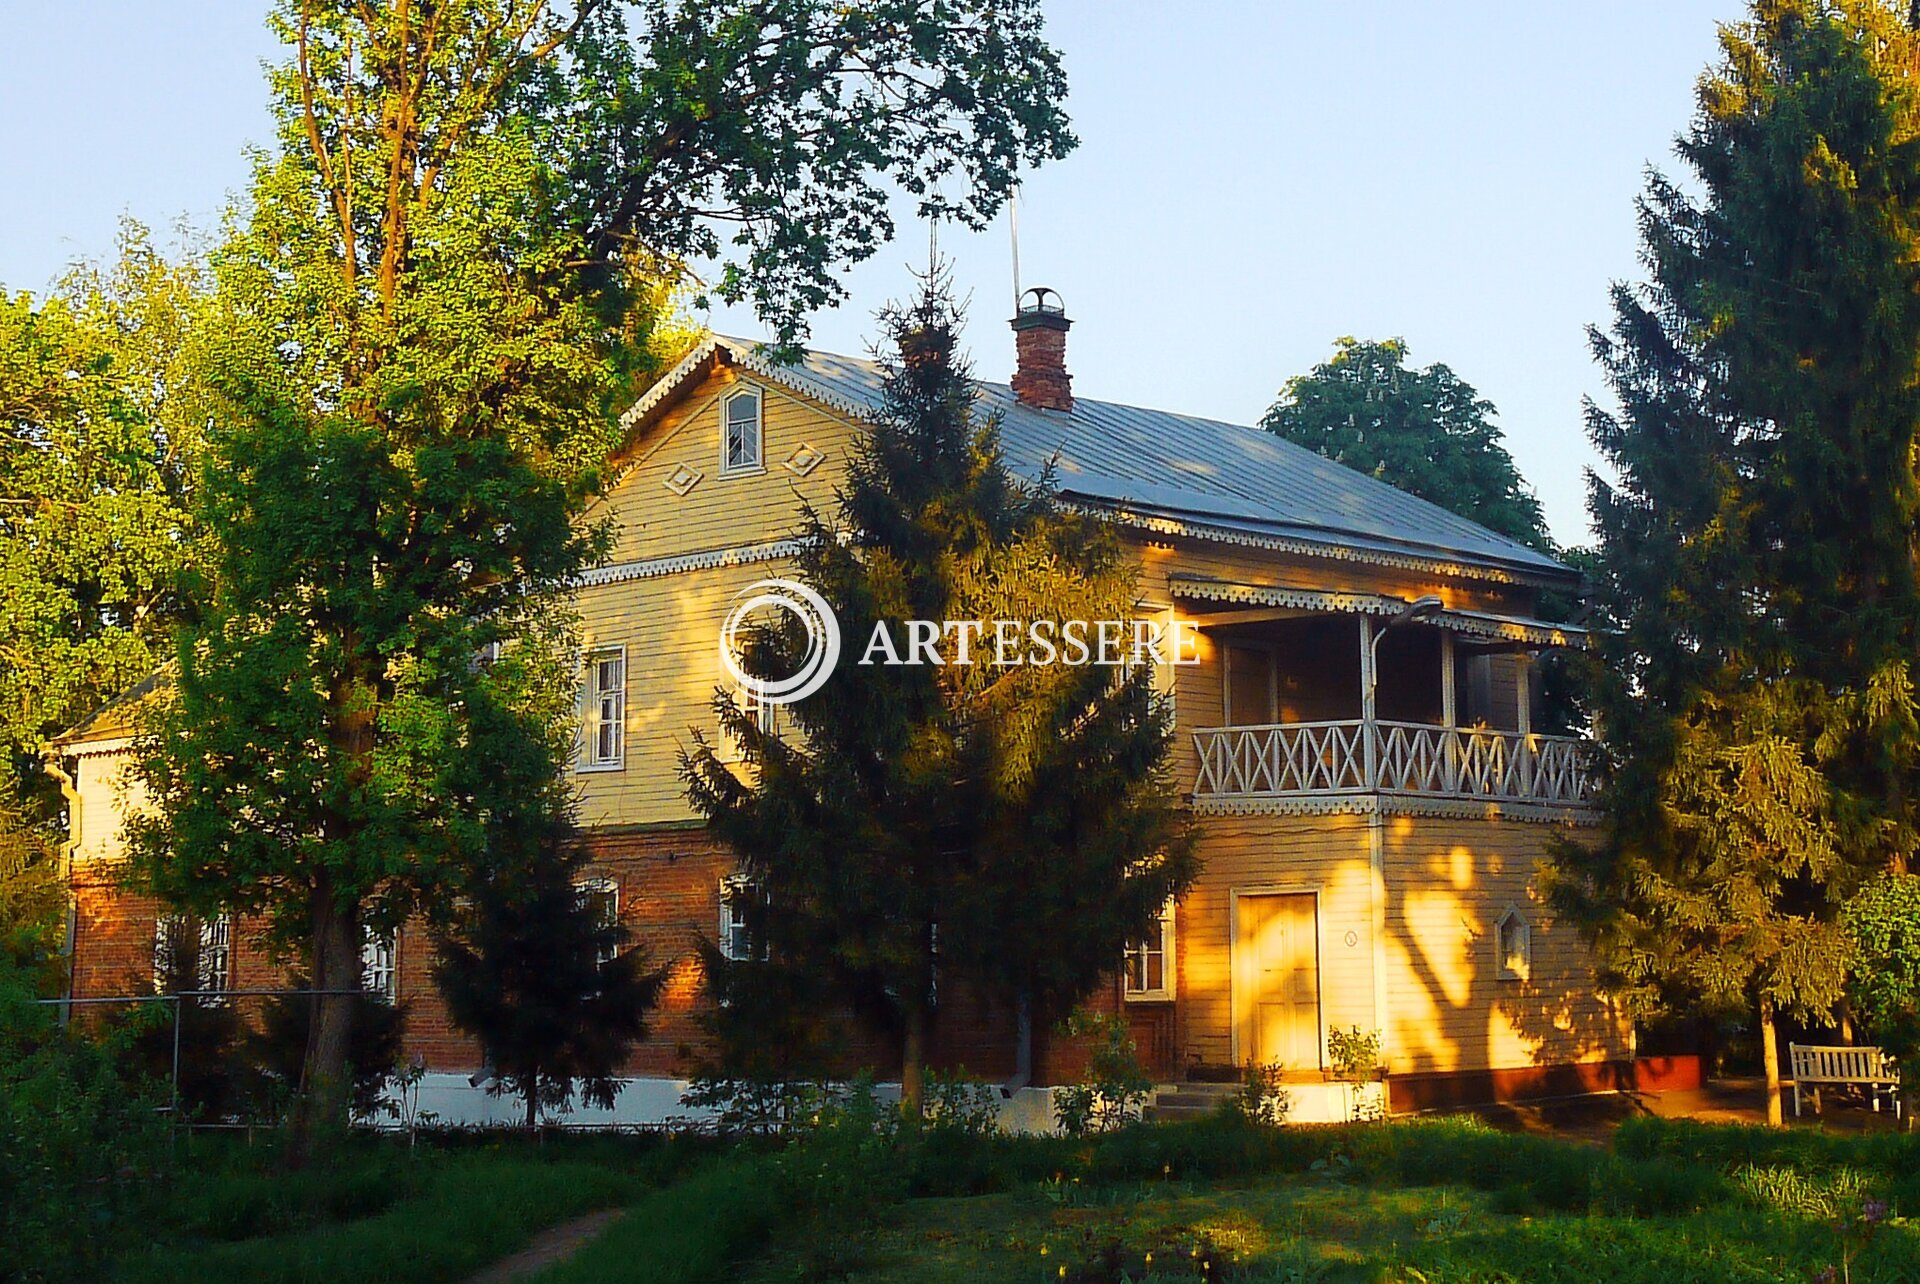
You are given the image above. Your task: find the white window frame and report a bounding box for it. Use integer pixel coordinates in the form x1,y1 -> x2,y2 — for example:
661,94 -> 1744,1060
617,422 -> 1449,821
719,874 -> 766,962
724,680 -> 780,760
578,877 -> 621,968
361,925 -> 398,1001
155,914 -> 233,1001
580,645 -> 627,772
1494,904 -> 1531,981
720,388 -> 764,476
1123,899 -> 1177,1002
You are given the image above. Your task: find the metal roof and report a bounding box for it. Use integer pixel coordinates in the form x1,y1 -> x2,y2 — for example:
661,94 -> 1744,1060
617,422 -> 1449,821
701,337 -> 1575,586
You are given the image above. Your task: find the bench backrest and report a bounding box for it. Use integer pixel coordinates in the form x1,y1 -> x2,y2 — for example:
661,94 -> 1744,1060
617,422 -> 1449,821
1789,1043 -> 1895,1082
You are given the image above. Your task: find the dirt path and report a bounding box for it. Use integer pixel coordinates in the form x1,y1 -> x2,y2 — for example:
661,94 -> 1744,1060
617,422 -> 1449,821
463,1208 -> 625,1284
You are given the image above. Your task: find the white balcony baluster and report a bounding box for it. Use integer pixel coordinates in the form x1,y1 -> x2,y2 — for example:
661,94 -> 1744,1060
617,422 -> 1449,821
1192,720 -> 1594,807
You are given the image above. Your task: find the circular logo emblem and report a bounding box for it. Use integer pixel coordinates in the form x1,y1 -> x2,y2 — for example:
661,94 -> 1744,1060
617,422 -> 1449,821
719,578 -> 842,706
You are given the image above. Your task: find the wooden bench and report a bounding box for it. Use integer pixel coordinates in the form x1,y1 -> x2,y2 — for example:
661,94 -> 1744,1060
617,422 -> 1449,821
1789,1043 -> 1902,1119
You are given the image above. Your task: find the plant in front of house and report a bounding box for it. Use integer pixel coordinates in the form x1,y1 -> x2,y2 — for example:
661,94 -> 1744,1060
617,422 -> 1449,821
434,817 -> 664,1130
1226,1061 -> 1291,1127
1053,1009 -> 1153,1136
1328,1025 -> 1384,1123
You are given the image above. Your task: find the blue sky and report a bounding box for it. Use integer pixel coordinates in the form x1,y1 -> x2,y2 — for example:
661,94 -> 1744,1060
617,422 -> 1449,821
0,2 -> 1741,545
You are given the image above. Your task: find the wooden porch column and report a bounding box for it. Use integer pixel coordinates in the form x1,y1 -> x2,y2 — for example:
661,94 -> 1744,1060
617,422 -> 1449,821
1440,629 -> 1459,794
1358,614 -> 1377,789
1515,652 -> 1532,738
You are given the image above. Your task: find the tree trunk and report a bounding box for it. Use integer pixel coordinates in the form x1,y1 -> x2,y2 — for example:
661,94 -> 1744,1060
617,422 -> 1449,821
1759,995 -> 1784,1128
525,1084 -> 539,1131
900,999 -> 927,1122
292,884 -> 360,1161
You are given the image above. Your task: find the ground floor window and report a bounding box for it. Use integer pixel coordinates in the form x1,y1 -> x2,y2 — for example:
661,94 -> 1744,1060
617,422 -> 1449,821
361,926 -> 397,1001
1123,900 -> 1176,1001
578,878 -> 621,968
154,914 -> 232,999
719,874 -> 767,962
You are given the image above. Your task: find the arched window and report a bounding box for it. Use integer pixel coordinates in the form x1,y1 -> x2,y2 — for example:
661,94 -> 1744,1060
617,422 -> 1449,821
1494,904 -> 1531,981
722,388 -> 763,474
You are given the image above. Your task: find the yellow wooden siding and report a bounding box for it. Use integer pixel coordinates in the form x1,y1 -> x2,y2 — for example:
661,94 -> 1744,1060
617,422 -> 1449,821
574,365 -> 866,827
1178,813 -> 1379,1071
1379,813 -> 1629,1075
590,368 -> 861,565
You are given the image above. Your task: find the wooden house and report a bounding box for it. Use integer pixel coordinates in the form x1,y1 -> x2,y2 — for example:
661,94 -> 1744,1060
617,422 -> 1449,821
50,293 -> 1627,1124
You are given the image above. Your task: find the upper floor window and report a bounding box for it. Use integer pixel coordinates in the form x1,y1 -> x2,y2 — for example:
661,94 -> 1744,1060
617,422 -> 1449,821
154,914 -> 233,1000
581,647 -> 626,771
1123,899 -> 1176,1001
578,878 -> 621,968
362,926 -> 397,1001
722,389 -> 763,475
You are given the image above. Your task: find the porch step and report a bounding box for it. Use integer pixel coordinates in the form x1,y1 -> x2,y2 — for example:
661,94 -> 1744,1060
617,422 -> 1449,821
1146,1081 -> 1240,1122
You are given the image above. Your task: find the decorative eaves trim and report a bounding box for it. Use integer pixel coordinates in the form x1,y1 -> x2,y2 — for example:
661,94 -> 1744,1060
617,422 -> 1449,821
1190,792 -> 1600,827
574,537 -> 808,588
1107,507 -> 1564,589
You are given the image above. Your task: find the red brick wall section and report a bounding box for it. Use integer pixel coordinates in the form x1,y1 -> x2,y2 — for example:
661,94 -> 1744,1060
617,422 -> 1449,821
68,829 -> 1121,1087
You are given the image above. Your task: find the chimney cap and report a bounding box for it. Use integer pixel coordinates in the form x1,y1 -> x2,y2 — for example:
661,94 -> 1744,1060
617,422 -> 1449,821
1012,286 -> 1070,331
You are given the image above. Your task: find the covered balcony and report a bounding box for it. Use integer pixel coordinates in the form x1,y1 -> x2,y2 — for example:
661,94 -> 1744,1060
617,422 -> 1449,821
1175,579 -> 1595,812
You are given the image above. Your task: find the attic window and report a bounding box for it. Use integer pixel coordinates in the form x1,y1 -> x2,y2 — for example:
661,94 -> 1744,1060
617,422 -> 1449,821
1495,905 -> 1531,981
722,389 -> 763,475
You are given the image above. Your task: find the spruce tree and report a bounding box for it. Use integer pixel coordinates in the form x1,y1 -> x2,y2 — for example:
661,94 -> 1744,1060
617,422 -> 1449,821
432,817 -> 664,1129
683,274 -> 1195,1117
1550,0 -> 1920,1124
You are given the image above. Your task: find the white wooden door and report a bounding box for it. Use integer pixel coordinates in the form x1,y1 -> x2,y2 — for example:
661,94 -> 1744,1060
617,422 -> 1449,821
1238,893 -> 1320,1069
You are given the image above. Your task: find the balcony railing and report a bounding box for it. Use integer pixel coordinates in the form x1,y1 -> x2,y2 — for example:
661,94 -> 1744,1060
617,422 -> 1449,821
1192,719 -> 1596,808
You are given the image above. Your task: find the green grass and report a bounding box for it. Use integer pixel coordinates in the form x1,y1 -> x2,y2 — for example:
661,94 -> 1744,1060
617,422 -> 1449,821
102,1133 -> 712,1284
531,1152 -> 791,1283
785,1174 -> 1917,1282
74,1115 -> 1920,1284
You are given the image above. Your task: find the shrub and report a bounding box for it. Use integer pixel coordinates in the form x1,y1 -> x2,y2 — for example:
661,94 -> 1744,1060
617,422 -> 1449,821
1053,1009 -> 1152,1136
1327,1024 -> 1384,1122
0,961 -> 170,1284
1223,1060 -> 1290,1127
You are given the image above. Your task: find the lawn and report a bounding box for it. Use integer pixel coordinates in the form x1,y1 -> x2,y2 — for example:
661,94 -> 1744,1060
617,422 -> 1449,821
85,1131 -> 711,1284
787,1172 -> 1877,1282
52,1114 -> 1920,1283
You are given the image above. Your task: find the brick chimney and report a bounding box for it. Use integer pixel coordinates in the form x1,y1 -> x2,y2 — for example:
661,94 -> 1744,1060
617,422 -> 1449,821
1010,287 -> 1072,412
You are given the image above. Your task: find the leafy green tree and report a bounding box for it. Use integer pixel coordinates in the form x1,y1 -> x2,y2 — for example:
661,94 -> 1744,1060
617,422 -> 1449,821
0,223 -> 205,802
1548,0 -> 1920,1124
1842,872 -> 1920,1102
1262,337 -> 1552,552
126,0 -> 1074,1148
433,820 -> 664,1128
0,803 -> 63,993
684,275 -> 1195,1117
